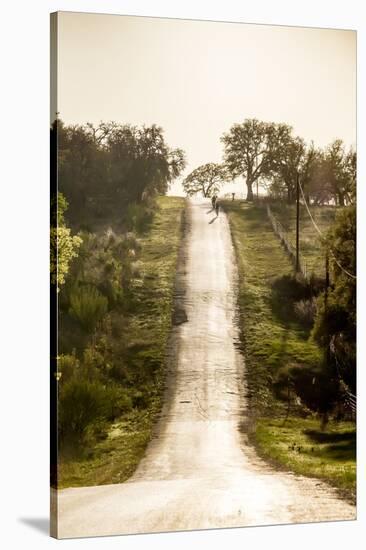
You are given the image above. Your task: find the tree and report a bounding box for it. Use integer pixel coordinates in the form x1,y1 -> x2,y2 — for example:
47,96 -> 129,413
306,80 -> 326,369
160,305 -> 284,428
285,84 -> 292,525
269,140 -> 332,205
57,120 -> 186,226
50,192 -> 82,291
182,163 -> 230,197
312,206 -> 356,394
302,146 -> 334,206
271,136 -> 306,203
221,118 -> 293,200
319,140 -> 355,206
58,121 -> 101,216
105,123 -> 186,204
344,147 -> 356,205
267,137 -> 356,207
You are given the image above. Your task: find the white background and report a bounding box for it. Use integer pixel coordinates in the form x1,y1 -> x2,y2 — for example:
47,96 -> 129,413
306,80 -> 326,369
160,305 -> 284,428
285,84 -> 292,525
0,1 -> 365,548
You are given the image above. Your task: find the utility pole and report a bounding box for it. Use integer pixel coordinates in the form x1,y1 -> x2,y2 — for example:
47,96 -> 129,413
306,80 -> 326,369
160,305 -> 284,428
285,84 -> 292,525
295,172 -> 300,273
325,248 -> 331,366
325,248 -> 330,305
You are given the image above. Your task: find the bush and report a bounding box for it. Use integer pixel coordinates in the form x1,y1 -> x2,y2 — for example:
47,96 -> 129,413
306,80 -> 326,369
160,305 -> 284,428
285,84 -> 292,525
58,312 -> 89,355
131,387 -> 150,409
312,206 -> 356,394
294,298 -> 317,326
69,284 -> 108,332
57,352 -> 80,383
272,274 -> 312,302
59,379 -> 111,441
66,230 -> 141,309
270,274 -> 324,324
288,363 -> 339,418
105,386 -> 133,418
125,203 -> 154,233
83,345 -> 105,378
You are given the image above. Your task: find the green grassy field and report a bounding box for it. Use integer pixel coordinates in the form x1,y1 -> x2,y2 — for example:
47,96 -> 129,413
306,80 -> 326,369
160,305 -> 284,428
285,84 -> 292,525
269,202 -> 338,278
223,200 -> 355,500
224,201 -> 321,414
58,196 -> 186,488
252,417 -> 356,503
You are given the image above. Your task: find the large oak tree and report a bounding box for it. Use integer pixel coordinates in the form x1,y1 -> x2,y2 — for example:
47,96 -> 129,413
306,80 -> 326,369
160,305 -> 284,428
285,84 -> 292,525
56,120 -> 186,225
221,118 -> 292,201
182,163 -> 229,198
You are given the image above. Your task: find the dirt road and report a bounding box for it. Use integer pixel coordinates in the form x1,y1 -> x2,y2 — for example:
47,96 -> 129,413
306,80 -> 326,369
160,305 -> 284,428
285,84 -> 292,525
55,198 -> 355,538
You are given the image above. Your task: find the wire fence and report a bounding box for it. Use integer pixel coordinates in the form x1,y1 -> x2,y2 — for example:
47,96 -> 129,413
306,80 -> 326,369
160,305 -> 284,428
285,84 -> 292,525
343,390 -> 356,416
265,199 -> 356,417
266,204 -> 309,279
330,337 -> 356,417
297,178 -> 356,280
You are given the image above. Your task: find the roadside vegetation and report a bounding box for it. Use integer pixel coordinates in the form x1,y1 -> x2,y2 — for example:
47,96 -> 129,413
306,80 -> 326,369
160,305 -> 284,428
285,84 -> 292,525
269,203 -> 337,277
52,114 -> 356,500
253,418 -> 356,502
51,119 -> 186,488
225,200 -> 355,500
57,196 -> 185,488
225,202 -> 322,415
207,118 -> 356,501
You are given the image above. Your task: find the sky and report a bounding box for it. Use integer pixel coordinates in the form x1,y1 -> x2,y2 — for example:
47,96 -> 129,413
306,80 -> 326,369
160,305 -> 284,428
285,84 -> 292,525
56,12 -> 356,196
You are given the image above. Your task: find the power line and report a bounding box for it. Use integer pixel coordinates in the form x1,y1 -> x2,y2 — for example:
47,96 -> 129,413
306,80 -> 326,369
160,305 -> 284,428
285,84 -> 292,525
330,337 -> 356,400
297,177 -> 356,280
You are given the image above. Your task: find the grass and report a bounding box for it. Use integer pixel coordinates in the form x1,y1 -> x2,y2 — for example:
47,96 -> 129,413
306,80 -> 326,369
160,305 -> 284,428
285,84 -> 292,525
269,202 -> 338,278
223,200 -> 355,501
58,409 -> 158,487
223,201 -> 321,414
58,195 -> 186,488
251,417 -> 356,503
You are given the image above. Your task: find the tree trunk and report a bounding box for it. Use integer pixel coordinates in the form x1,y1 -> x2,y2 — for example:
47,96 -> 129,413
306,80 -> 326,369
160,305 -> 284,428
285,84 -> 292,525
320,411 -> 329,431
287,186 -> 292,204
246,178 -> 254,201
338,193 -> 345,206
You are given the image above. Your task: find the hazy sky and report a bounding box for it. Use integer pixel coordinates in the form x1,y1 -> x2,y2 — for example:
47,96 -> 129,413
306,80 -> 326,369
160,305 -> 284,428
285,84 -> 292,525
56,12 -> 356,196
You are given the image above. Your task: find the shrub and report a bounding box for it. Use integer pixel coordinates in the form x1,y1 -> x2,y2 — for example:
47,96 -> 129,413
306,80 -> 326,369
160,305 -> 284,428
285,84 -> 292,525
57,352 -> 80,383
66,230 -> 140,309
288,363 -> 340,419
272,274 -> 311,302
69,284 -> 108,332
125,203 -> 154,233
83,345 -> 105,378
105,386 -> 133,419
59,379 -> 111,441
312,206 -> 356,394
58,312 -> 89,355
131,387 -> 150,409
294,298 -> 317,326
270,274 -> 324,324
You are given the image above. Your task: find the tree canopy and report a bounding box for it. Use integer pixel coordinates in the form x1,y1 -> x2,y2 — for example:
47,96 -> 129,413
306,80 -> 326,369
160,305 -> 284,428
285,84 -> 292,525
312,206 -> 356,393
221,118 -> 356,205
319,140 -> 356,206
182,163 -> 229,197
55,120 -> 186,226
50,192 -> 82,291
221,118 -> 293,200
